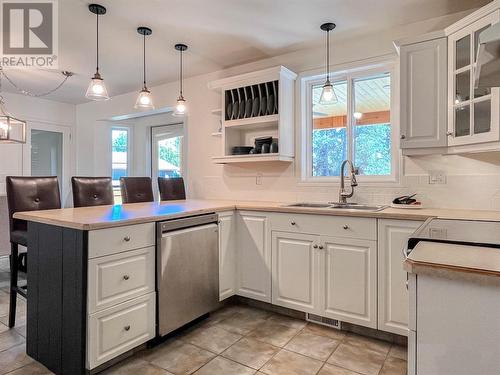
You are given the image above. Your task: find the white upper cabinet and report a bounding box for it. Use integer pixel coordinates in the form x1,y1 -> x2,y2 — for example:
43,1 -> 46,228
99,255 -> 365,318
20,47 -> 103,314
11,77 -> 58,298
400,36 -> 448,150
447,10 -> 500,147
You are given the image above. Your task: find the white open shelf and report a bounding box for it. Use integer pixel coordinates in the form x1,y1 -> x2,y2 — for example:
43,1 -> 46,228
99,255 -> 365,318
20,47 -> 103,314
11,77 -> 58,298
212,153 -> 294,164
224,114 -> 279,129
209,66 -> 297,164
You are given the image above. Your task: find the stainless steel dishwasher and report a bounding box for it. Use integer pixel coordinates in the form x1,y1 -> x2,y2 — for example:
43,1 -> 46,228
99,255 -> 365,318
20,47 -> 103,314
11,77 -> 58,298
157,213 -> 219,336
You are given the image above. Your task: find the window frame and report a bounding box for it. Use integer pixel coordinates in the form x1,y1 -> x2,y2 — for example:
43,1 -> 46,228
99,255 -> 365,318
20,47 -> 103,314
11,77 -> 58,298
300,59 -> 400,184
111,125 -> 131,188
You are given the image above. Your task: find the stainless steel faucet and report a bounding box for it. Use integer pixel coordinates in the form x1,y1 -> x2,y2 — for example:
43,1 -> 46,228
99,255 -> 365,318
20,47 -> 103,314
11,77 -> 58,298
338,160 -> 358,204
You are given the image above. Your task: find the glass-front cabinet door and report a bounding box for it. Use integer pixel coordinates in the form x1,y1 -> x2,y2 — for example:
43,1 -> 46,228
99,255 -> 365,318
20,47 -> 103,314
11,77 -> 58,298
448,11 -> 500,146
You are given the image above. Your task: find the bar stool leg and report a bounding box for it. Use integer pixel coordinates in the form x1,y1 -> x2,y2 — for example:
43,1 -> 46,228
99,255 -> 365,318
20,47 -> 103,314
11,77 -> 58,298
9,242 -> 18,328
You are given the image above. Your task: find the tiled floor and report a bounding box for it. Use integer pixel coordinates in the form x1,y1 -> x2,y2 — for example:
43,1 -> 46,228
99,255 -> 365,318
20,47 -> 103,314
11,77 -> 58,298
0,256 -> 407,375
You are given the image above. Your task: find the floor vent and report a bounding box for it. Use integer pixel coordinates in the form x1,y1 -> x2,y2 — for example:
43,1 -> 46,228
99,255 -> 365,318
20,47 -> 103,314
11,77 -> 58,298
306,313 -> 342,330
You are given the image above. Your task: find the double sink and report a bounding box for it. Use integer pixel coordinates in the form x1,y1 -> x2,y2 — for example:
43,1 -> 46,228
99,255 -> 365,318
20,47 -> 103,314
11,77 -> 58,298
284,202 -> 386,212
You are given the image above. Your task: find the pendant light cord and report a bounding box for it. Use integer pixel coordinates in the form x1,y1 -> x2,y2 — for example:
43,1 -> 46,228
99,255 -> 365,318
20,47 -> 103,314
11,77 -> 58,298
143,34 -> 147,87
96,12 -> 99,73
179,49 -> 183,96
326,29 -> 330,82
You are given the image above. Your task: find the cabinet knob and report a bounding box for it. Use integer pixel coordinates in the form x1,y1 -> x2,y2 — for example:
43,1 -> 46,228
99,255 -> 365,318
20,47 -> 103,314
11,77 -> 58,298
123,275 -> 130,281
446,131 -> 453,136
291,221 -> 296,226
313,244 -> 318,249
343,225 -> 349,230
124,325 -> 131,331
124,236 -> 131,242
400,135 -> 406,140
319,245 -> 324,250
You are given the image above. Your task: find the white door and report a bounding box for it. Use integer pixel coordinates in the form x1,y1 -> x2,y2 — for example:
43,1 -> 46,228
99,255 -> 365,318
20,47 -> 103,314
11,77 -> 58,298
151,124 -> 184,199
272,231 -> 320,314
23,122 -> 72,206
219,211 -> 237,301
236,211 -> 271,303
321,236 -> 377,328
378,219 -> 423,336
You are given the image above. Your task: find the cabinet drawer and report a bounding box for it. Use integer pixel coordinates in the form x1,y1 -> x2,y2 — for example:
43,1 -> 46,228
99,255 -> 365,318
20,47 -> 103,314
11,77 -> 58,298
270,213 -> 376,240
88,223 -> 155,258
88,247 -> 155,313
87,293 -> 155,370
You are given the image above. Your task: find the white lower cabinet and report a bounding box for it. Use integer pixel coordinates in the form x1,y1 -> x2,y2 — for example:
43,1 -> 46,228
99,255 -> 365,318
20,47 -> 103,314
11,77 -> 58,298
270,228 -> 377,329
236,211 -> 271,302
272,231 -> 320,313
378,219 -> 423,335
322,236 -> 377,328
87,293 -> 155,369
218,211 -> 237,301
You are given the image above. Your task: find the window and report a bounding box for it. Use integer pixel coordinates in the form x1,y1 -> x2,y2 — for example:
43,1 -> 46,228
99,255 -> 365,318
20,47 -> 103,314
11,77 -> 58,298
304,64 -> 396,182
111,127 -> 129,204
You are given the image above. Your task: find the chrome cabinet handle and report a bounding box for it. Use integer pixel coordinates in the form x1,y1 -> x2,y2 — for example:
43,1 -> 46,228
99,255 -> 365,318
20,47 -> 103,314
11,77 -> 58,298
124,325 -> 131,331
124,236 -> 131,242
291,221 -> 296,226
123,275 -> 130,281
313,244 -> 318,249
343,225 -> 349,230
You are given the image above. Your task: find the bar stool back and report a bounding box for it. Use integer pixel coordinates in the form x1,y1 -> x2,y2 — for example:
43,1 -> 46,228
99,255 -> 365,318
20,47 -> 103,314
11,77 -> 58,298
72,177 -> 114,207
6,176 -> 61,327
120,177 -> 154,203
158,177 -> 186,201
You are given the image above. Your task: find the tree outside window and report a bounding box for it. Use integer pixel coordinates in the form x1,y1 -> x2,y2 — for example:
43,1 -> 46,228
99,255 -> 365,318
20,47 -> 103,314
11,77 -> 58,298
311,71 -> 392,179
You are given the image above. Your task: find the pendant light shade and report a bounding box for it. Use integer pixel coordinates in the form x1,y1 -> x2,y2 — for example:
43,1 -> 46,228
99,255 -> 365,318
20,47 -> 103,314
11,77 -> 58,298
173,43 -> 188,117
135,27 -> 154,109
86,4 -> 109,101
320,22 -> 338,105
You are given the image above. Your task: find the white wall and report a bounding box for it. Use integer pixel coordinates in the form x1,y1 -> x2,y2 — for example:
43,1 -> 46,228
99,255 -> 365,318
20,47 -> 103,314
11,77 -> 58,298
0,92 -> 76,194
75,10 -> 500,210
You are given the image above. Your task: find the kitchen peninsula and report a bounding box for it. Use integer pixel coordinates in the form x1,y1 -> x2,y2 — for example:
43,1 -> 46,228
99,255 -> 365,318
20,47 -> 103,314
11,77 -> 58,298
14,199 -> 500,375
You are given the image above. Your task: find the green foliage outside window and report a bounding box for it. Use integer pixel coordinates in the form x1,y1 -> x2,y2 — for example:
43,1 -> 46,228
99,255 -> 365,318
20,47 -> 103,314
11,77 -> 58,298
312,124 -> 391,177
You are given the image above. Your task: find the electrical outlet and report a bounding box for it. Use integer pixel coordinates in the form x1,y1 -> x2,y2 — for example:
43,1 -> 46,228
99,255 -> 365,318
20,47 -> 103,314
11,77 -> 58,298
429,170 -> 446,184
256,173 -> 263,185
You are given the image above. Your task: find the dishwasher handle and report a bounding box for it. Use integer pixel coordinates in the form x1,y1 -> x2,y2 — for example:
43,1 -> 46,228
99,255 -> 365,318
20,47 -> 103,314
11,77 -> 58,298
158,213 -> 218,233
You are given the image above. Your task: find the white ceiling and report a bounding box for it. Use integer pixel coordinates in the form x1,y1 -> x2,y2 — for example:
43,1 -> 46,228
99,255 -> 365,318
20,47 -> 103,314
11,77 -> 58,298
1,0 -> 489,104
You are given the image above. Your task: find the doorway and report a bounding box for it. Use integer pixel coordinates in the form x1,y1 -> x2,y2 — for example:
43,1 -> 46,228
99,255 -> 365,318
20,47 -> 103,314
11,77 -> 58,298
23,123 -> 71,205
151,124 -> 184,199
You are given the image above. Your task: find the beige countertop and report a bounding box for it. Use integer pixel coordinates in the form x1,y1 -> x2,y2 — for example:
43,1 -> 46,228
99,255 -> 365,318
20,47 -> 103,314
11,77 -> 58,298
13,198 -> 500,230
404,241 -> 500,278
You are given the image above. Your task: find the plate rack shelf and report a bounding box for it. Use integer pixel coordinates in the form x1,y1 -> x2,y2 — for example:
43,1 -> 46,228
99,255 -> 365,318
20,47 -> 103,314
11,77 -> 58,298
208,66 -> 297,164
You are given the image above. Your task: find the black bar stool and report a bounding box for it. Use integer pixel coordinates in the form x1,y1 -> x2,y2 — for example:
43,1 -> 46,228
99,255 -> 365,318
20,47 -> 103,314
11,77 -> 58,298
158,177 -> 186,201
71,177 -> 114,207
120,177 -> 154,204
6,176 -> 61,327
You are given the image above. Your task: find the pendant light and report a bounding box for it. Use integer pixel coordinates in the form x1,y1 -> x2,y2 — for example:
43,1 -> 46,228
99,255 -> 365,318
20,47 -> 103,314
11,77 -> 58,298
173,43 -> 188,116
135,27 -> 154,109
319,22 -> 338,104
85,4 -> 109,101
0,71 -> 26,144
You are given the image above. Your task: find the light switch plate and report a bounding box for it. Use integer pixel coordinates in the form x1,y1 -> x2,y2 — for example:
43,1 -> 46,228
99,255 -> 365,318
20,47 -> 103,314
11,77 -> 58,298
429,170 -> 446,184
